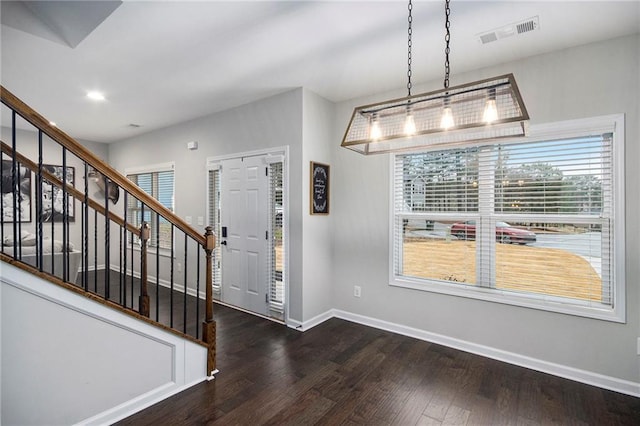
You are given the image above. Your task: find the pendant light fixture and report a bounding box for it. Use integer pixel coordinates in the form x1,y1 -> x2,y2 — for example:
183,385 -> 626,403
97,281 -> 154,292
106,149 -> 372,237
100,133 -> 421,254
341,0 -> 529,155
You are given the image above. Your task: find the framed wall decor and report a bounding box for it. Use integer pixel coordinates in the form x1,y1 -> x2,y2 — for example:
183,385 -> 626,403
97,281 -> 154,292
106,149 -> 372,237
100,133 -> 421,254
310,161 -> 329,215
42,164 -> 75,222
1,158 -> 32,222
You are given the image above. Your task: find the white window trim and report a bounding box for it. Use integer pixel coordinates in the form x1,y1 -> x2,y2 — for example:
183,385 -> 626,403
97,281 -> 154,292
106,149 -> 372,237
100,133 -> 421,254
124,161 -> 175,176
389,114 -> 626,323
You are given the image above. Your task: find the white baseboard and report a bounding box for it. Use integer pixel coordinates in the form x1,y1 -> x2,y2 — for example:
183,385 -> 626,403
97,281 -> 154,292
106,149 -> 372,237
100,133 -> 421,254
299,308 -> 640,398
108,264 -> 207,300
79,377 -> 206,426
286,318 -> 303,331
293,309 -> 334,331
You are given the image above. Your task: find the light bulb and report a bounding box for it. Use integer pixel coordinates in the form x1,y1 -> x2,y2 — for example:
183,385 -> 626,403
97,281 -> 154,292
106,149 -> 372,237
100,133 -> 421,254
404,112 -> 416,136
483,98 -> 498,123
440,107 -> 454,130
370,117 -> 382,140
87,91 -> 105,101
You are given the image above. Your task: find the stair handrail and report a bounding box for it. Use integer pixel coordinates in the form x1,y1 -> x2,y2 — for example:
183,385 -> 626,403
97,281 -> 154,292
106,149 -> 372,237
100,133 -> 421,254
0,141 -> 139,235
0,86 -> 205,247
1,85 -> 217,376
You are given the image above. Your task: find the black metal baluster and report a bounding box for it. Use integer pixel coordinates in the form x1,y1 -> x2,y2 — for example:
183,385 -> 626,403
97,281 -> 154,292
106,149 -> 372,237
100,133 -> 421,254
49,179 -> 54,275
83,162 -> 88,290
140,203 -> 145,311
37,131 -> 44,270
170,224 -> 174,328
119,223 -> 123,305
62,149 -> 68,282
196,246 -> 201,338
104,175 -> 110,300
183,234 -> 188,334
123,192 -> 128,307
94,209 -> 98,293
11,111 -> 18,259
130,217 -> 134,309
155,212 -> 160,322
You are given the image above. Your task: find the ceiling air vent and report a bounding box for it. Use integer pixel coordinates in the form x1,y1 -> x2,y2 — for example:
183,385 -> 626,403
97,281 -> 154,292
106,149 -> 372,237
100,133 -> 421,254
477,16 -> 539,44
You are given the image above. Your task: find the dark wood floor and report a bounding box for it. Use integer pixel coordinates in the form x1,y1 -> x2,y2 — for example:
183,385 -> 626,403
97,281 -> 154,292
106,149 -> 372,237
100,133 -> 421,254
116,304 -> 640,425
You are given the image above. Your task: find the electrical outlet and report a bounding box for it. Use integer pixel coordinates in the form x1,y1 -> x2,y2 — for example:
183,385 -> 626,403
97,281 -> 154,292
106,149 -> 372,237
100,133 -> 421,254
177,262 -> 182,272
354,285 -> 361,298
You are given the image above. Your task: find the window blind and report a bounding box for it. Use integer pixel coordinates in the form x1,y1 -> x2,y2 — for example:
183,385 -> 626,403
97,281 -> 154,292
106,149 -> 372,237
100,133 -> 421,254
393,132 -> 616,311
127,169 -> 174,249
207,168 -> 221,294
269,161 -> 284,310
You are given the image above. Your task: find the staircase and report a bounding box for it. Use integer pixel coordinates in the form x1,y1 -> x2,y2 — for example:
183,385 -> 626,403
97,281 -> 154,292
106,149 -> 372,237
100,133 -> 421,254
1,86 -> 217,423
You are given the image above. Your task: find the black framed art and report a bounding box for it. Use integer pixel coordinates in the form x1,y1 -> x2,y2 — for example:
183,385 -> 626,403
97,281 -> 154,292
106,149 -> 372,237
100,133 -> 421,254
1,158 -> 32,222
42,164 -> 75,222
310,161 -> 329,215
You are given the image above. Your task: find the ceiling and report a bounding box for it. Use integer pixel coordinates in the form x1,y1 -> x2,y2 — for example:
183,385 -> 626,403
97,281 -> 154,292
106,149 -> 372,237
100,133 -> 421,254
1,1 -> 638,143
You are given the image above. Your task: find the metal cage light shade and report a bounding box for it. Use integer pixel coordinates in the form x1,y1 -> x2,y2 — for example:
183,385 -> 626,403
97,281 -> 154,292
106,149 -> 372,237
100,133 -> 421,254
341,73 -> 529,155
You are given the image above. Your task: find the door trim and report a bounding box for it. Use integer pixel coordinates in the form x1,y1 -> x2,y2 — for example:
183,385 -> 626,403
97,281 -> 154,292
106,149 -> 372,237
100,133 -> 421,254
206,146 -> 289,321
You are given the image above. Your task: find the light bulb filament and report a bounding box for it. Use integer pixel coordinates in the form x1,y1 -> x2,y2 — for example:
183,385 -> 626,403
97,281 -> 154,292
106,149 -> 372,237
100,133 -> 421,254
483,88 -> 498,124
483,99 -> 498,123
370,115 -> 382,140
441,106 -> 454,130
404,111 -> 416,136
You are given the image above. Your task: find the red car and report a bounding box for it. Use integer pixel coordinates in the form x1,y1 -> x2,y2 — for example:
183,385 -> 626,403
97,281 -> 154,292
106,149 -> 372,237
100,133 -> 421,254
451,221 -> 536,244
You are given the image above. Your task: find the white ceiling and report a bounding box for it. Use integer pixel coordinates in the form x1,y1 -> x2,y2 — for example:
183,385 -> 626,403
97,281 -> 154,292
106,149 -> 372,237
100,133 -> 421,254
1,1 -> 639,143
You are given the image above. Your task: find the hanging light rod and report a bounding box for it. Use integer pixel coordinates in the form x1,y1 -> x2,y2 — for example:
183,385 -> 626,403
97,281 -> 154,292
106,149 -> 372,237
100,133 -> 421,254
341,0 -> 530,155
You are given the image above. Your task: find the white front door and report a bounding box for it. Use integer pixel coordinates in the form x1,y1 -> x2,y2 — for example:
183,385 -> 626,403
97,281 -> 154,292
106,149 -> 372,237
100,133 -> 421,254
220,155 -> 269,315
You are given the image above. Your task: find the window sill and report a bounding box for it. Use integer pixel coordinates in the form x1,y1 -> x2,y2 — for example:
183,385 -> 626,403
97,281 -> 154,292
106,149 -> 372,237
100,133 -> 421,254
390,276 -> 624,323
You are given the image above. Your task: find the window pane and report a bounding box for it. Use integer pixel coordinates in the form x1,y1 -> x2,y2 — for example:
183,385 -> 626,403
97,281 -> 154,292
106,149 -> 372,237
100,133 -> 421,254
157,171 -> 174,210
269,162 -> 284,307
400,219 -> 476,285
137,173 -> 152,195
495,221 -> 606,304
126,169 -> 175,249
495,137 -> 607,215
158,217 -> 172,250
401,149 -> 479,213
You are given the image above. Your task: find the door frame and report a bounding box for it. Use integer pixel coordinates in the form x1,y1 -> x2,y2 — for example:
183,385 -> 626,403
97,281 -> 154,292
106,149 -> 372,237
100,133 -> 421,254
206,146 -> 289,321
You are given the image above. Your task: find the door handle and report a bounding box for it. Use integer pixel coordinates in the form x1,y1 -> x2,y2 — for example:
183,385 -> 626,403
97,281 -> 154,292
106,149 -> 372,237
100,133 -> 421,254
221,241 -> 227,246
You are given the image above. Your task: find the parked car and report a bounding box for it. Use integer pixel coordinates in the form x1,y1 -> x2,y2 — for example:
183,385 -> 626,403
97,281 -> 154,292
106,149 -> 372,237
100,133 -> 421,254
451,221 -> 536,244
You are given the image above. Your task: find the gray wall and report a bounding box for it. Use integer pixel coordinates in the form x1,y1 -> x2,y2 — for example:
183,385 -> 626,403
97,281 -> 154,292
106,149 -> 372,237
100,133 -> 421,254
301,89 -> 334,321
331,34 -> 640,383
108,89 -> 306,322
107,87 -> 337,325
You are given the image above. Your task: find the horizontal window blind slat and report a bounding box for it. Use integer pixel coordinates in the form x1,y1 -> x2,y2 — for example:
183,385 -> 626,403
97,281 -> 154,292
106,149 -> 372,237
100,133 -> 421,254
393,131 -> 615,311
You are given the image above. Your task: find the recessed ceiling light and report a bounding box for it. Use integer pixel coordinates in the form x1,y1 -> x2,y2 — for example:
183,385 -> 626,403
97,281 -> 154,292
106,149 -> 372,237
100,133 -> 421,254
87,91 -> 105,101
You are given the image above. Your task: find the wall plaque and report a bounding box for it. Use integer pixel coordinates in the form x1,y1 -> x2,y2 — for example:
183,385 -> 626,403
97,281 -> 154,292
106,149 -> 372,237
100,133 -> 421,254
310,161 -> 329,215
